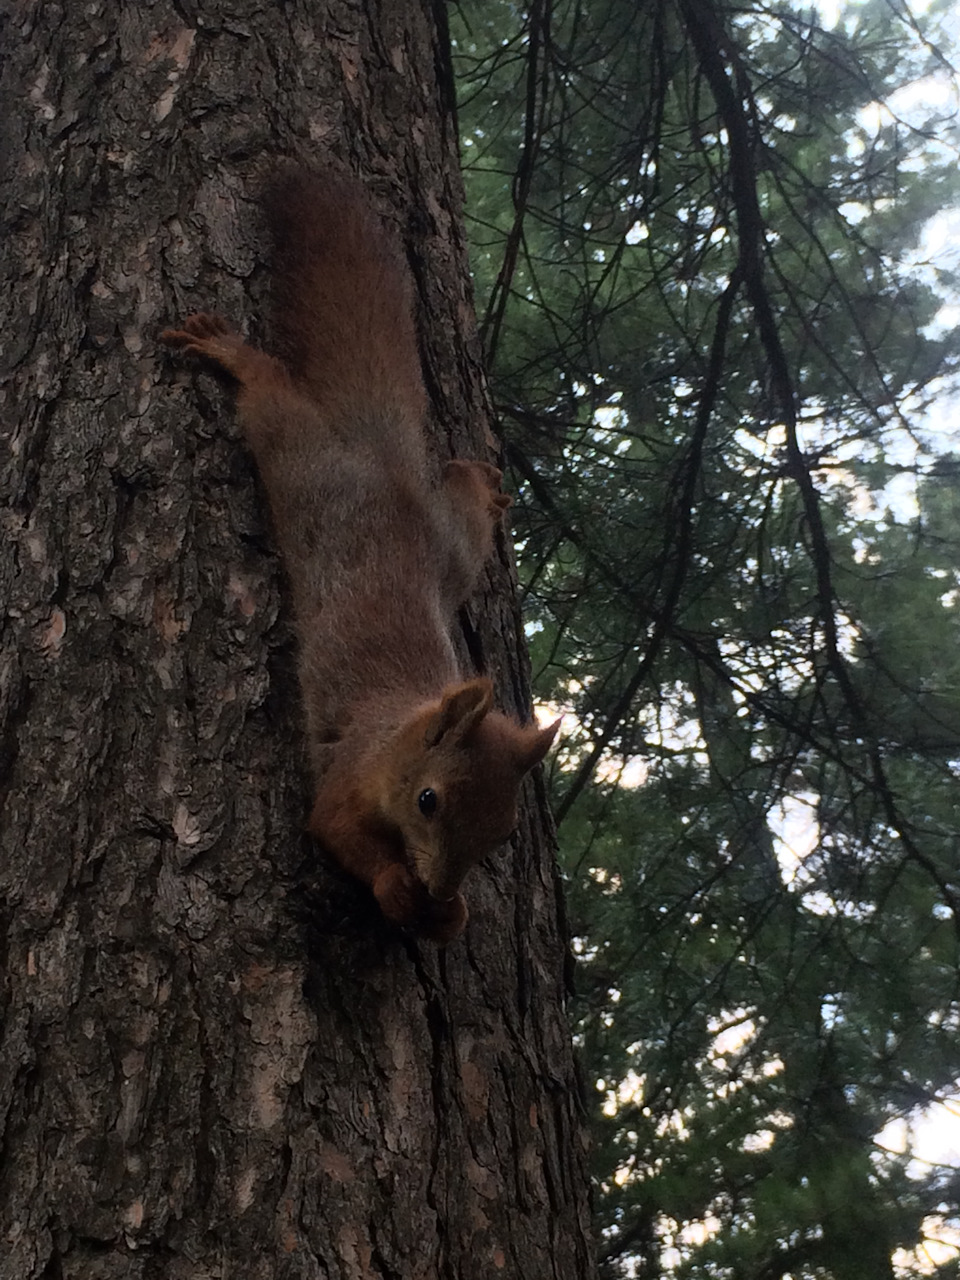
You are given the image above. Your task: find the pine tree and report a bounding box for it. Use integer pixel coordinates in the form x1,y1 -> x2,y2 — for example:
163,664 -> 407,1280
0,3 -> 595,1275
455,0 -> 960,1274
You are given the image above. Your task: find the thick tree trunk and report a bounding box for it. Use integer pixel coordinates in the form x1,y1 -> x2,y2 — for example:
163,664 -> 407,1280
0,2 -> 596,1277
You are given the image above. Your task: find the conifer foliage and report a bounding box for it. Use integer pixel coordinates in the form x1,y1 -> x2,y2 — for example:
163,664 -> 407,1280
455,0 -> 960,1274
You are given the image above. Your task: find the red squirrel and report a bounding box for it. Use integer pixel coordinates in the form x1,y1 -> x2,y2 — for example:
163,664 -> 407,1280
162,168 -> 558,943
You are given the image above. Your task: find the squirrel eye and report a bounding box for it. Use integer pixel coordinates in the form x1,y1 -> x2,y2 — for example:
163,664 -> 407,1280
418,788 -> 438,818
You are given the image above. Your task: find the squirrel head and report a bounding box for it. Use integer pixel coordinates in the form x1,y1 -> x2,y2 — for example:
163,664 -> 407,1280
379,678 -> 559,902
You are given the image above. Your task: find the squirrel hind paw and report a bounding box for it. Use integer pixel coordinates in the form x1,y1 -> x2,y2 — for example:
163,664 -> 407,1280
161,312 -> 232,346
160,313 -> 253,381
443,459 -> 502,489
442,459 -> 512,520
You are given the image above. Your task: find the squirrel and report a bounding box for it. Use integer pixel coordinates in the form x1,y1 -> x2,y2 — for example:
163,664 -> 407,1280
162,168 -> 558,943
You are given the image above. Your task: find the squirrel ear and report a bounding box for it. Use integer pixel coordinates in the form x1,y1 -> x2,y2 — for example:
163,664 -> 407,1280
514,717 -> 561,775
425,678 -> 494,748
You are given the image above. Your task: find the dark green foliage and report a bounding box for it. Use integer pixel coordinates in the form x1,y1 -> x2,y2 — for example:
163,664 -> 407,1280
454,0 -> 960,1275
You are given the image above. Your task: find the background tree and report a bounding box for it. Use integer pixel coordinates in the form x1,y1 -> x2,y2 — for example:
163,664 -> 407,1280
0,2 -> 595,1277
454,0 -> 960,1275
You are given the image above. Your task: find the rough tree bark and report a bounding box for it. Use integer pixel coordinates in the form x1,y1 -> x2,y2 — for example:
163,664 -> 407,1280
0,1 -> 596,1277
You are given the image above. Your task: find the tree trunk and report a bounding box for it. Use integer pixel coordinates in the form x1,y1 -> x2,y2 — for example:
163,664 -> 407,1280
0,2 -> 596,1277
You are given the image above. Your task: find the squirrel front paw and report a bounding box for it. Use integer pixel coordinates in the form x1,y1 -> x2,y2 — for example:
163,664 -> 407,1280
373,862 -> 422,926
372,864 -> 468,945
420,892 -> 468,946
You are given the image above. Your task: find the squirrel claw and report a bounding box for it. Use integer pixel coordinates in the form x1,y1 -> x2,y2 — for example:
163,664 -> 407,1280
161,312 -> 247,379
442,459 -> 513,519
162,311 -> 231,342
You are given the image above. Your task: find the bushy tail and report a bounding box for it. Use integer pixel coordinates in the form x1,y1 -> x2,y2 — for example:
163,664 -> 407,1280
262,167 -> 427,432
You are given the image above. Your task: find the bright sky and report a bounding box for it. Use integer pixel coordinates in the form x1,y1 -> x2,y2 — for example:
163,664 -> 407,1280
547,2 -> 960,1269
653,3 -> 960,1263
820,16 -> 960,1269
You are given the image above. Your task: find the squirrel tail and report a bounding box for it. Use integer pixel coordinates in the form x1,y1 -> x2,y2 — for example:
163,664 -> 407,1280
262,166 -> 427,432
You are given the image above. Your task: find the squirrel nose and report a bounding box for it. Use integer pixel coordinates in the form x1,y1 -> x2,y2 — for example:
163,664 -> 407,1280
426,870 -> 462,902
427,886 -> 458,903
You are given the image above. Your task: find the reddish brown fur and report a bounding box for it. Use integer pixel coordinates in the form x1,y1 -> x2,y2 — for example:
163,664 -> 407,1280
162,168 -> 558,943
262,170 -> 427,443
